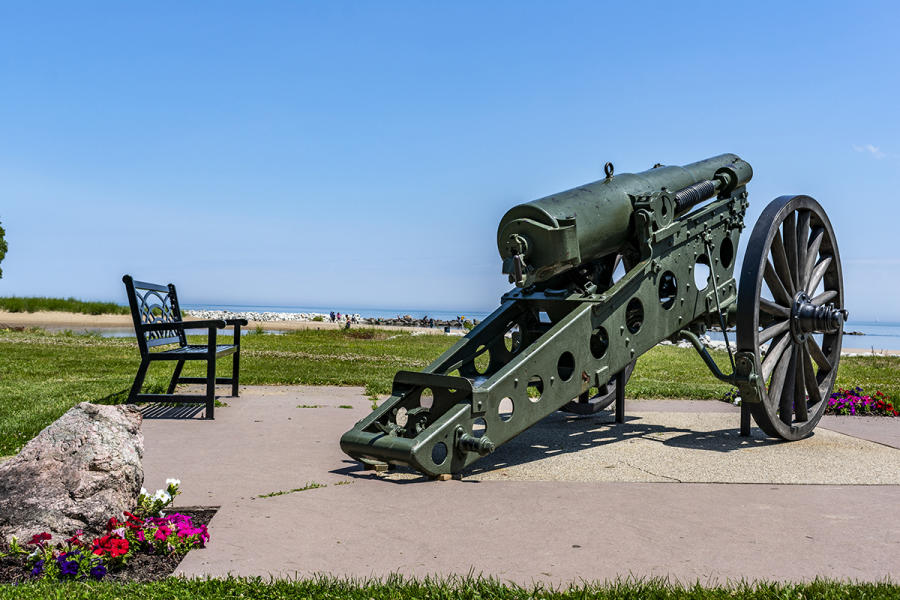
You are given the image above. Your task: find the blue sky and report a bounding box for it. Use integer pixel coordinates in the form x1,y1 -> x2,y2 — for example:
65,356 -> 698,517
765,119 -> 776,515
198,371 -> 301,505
1,1 -> 898,320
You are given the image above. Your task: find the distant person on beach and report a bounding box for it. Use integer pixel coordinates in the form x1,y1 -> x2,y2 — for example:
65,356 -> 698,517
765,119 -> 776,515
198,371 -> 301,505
330,311 -> 335,323
337,312 -> 341,322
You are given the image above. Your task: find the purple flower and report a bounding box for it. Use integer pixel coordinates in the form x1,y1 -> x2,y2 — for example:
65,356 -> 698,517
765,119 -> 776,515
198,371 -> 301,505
30,559 -> 44,577
57,558 -> 79,577
90,562 -> 107,580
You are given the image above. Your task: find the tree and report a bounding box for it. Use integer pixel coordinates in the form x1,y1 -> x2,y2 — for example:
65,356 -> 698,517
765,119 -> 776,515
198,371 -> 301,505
0,219 -> 6,278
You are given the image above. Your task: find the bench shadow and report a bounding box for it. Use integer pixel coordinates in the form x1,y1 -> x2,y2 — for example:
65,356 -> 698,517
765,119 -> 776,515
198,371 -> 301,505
139,404 -> 206,419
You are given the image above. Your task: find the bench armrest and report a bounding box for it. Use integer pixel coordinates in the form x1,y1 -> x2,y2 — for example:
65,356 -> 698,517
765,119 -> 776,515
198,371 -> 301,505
225,318 -> 249,326
141,319 -> 227,332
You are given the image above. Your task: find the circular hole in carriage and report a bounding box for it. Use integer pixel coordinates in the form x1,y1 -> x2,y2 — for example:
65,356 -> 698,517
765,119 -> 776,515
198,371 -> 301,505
658,271 -> 677,310
498,397 -> 514,421
557,351 -> 575,381
472,417 -> 487,438
527,376 -> 543,403
625,298 -> 644,334
419,387 -> 434,409
720,237 -> 734,269
431,442 -> 448,465
474,345 -> 490,375
694,254 -> 711,290
590,327 -> 609,358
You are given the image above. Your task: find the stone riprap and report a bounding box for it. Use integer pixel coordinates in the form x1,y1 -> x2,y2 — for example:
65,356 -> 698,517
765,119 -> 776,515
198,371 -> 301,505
0,403 -> 144,542
185,309 -> 472,329
186,309 -> 342,323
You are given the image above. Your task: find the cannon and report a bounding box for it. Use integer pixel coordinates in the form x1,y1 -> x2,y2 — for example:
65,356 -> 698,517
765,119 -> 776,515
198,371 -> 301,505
340,154 -> 848,476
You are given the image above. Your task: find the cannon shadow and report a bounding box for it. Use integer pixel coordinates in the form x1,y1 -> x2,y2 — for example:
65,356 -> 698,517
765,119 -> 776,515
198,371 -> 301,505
331,408 -> 792,483
460,410 -> 787,477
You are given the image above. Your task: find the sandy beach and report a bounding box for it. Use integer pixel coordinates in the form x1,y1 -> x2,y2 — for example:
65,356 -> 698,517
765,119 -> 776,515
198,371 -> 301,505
0,310 -> 445,334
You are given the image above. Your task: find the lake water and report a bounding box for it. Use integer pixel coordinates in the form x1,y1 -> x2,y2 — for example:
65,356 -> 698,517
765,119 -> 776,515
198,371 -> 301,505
45,300 -> 900,350
706,321 -> 900,351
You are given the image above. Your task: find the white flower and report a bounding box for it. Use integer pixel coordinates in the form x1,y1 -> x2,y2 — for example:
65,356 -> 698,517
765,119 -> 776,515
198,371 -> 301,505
165,478 -> 181,488
140,487 -> 148,497
152,489 -> 172,504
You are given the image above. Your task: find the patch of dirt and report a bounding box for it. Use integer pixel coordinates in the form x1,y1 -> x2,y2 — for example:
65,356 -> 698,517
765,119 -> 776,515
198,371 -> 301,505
0,508 -> 216,584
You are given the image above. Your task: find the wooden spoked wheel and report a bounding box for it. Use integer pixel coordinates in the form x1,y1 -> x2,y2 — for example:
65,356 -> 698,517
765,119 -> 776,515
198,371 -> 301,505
737,195 -> 846,440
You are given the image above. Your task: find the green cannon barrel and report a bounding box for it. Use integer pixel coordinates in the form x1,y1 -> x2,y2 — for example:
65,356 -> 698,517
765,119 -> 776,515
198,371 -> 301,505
497,153 -> 752,286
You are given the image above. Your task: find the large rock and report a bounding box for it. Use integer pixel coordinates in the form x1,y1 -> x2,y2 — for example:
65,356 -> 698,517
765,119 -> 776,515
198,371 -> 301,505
0,403 -> 143,542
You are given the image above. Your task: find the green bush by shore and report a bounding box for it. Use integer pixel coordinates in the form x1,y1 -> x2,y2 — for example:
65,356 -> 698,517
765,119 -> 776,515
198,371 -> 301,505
0,296 -> 128,316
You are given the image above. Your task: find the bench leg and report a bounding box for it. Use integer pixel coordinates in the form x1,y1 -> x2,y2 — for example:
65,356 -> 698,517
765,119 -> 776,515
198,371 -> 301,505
205,357 -> 216,419
128,359 -> 150,403
168,360 -> 185,394
231,352 -> 240,397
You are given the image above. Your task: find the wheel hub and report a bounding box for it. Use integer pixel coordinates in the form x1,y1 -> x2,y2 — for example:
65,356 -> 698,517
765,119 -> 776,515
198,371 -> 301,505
790,291 -> 848,343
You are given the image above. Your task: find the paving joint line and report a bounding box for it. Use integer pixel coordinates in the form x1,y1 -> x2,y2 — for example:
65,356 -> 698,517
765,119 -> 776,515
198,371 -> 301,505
617,459 -> 683,483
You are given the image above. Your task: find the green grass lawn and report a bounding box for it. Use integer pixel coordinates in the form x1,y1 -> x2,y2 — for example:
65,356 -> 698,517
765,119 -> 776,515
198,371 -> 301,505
1,327 -> 898,456
0,575 -> 897,599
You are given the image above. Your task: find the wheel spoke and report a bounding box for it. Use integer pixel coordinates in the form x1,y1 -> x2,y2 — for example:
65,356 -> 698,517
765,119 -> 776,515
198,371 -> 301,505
783,211 -> 799,292
812,289 -> 838,306
797,210 -> 810,290
779,346 -> 799,425
805,256 -> 833,295
764,259 -> 792,306
771,230 -> 797,297
759,319 -> 790,345
762,332 -> 792,381
801,345 -> 822,408
806,337 -> 831,372
802,227 -> 824,287
768,343 -> 793,418
760,298 -> 790,318
795,347 -> 808,422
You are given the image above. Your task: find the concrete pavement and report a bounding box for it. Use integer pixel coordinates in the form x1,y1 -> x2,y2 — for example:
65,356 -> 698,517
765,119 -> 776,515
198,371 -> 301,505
140,386 -> 900,585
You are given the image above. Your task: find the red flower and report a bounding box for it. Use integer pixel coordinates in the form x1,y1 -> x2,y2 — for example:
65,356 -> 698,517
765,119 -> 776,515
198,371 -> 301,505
91,534 -> 129,558
105,517 -> 121,534
108,538 -> 129,557
27,532 -> 51,546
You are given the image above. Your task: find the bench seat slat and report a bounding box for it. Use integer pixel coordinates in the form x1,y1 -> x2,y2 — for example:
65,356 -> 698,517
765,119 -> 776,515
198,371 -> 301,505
150,344 -> 237,359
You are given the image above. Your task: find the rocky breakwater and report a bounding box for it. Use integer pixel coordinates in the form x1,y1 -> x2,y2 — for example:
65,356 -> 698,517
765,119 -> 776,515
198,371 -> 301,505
185,309 -> 344,323
185,309 -> 476,330
0,403 -> 144,542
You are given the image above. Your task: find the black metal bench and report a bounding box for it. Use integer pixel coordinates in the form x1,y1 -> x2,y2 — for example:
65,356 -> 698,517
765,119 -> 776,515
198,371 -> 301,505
122,275 -> 248,418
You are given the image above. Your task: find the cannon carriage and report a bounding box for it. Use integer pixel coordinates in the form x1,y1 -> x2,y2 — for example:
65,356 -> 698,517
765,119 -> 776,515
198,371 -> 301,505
341,154 -> 848,476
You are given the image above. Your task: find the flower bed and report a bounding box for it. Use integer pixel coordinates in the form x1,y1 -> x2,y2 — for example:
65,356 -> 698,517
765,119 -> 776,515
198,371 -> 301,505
0,480 -> 215,583
826,387 -> 899,416
720,386 -> 898,417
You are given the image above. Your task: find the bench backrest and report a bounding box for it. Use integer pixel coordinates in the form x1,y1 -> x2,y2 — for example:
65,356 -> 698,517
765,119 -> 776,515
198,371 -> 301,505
122,275 -> 187,353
